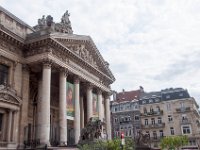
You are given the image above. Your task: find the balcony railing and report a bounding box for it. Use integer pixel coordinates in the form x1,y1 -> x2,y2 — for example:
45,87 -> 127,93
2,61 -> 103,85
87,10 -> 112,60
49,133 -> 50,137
176,107 -> 191,113
141,110 -> 163,117
180,119 -> 191,125
141,123 -> 165,129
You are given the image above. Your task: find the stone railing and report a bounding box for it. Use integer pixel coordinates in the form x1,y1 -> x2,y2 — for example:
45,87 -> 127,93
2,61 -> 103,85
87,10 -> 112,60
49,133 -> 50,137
141,110 -> 163,117
141,123 -> 165,129
176,107 -> 191,113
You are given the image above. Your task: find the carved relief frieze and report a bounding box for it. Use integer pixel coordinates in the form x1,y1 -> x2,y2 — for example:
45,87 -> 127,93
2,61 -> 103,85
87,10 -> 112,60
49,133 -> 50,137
0,39 -> 21,55
56,39 -> 98,69
0,85 -> 21,105
51,48 -> 67,62
24,46 -> 53,57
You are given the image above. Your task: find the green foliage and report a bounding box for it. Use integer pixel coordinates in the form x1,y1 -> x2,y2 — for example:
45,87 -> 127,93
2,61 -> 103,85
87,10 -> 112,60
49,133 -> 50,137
78,138 -> 135,150
160,135 -> 189,150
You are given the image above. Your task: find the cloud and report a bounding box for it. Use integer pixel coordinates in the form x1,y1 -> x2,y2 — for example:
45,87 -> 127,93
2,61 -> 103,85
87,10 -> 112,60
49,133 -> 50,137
1,0 -> 200,103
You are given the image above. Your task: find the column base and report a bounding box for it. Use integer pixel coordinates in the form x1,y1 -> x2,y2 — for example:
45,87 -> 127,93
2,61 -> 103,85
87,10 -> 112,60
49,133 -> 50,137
59,141 -> 67,146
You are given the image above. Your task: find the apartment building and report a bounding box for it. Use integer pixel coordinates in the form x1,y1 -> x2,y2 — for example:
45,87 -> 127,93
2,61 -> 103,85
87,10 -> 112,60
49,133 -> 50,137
111,87 -> 200,149
111,89 -> 141,139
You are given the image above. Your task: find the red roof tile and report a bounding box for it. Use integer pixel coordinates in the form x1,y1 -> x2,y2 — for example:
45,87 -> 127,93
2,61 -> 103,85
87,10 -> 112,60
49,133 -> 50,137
116,90 -> 140,102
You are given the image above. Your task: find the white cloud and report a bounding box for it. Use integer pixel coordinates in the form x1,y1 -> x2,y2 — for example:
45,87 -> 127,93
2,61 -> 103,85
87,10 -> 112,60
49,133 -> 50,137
1,0 -> 200,103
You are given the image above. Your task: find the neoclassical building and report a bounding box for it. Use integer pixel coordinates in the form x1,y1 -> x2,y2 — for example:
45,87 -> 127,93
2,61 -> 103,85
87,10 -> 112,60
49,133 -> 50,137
0,6 -> 115,148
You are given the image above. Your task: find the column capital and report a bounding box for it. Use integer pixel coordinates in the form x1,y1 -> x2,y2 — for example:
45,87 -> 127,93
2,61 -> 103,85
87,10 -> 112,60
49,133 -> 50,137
97,88 -> 102,95
59,68 -> 68,77
86,82 -> 94,90
42,58 -> 53,69
74,76 -> 80,84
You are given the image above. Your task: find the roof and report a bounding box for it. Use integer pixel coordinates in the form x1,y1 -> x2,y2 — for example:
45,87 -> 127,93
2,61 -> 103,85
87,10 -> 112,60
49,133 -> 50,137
116,90 -> 140,102
140,91 -> 161,99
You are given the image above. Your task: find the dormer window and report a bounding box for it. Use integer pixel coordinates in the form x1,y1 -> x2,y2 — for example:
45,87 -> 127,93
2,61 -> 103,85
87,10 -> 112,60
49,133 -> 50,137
0,64 -> 9,85
179,93 -> 183,97
149,99 -> 153,103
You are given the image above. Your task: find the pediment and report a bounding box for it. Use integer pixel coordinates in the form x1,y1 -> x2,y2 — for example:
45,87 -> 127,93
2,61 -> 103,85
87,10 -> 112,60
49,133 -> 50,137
51,34 -> 115,82
0,85 -> 21,105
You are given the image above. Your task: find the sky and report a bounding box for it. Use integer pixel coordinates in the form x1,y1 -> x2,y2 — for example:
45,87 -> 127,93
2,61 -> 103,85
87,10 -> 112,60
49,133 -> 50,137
1,0 -> 200,103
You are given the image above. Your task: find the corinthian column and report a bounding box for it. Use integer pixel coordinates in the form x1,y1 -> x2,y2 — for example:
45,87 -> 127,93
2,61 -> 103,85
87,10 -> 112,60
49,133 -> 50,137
38,61 -> 51,145
87,84 -> 93,121
74,77 -> 80,144
59,69 -> 68,145
97,89 -> 103,121
105,94 -> 111,140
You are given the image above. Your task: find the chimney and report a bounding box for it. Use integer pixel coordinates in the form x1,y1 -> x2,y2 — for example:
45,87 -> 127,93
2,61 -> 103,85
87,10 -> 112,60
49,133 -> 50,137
139,86 -> 144,93
122,89 -> 125,94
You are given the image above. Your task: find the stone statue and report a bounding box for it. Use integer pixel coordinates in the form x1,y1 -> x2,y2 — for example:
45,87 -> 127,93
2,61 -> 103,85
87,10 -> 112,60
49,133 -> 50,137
34,11 -> 73,34
46,15 -> 53,27
79,118 -> 103,143
61,10 -> 70,24
38,15 -> 46,26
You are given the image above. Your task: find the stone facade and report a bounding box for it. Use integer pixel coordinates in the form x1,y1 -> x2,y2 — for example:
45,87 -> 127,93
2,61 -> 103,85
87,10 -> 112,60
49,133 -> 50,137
111,88 -> 200,149
0,6 -> 115,148
111,89 -> 141,139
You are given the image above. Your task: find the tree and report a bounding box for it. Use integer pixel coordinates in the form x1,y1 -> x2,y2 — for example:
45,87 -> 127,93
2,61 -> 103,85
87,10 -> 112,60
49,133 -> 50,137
160,135 -> 189,150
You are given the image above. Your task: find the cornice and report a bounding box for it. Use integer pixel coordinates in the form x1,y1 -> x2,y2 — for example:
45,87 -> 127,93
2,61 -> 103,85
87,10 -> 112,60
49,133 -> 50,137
24,36 -> 114,84
0,24 -> 24,46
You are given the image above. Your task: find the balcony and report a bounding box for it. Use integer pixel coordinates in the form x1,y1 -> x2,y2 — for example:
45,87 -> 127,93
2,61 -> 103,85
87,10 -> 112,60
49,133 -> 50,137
180,118 -> 191,125
176,107 -> 191,113
141,110 -> 163,117
141,123 -> 165,129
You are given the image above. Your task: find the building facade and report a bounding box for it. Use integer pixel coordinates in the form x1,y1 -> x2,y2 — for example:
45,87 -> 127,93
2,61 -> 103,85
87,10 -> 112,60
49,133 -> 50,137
111,89 -> 141,139
0,6 -> 115,148
111,88 -> 200,149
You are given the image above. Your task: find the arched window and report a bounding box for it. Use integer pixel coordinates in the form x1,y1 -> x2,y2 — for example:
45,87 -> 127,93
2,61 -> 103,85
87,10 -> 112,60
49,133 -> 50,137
156,106 -> 160,112
150,106 -> 154,113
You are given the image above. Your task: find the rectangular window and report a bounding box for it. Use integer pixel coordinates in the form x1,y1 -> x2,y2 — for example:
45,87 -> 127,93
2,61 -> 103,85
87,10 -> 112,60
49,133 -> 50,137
145,119 -> 148,125
158,117 -> 162,124
151,118 -> 155,125
135,115 -> 140,120
182,125 -> 191,134
168,115 -> 173,122
153,131 -> 157,139
159,130 -> 164,137
170,127 -> 174,135
0,64 -> 9,85
167,103 -> 171,111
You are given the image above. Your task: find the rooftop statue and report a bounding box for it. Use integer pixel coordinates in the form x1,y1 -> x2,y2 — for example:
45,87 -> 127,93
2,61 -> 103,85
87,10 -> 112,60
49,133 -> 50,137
33,10 -> 73,34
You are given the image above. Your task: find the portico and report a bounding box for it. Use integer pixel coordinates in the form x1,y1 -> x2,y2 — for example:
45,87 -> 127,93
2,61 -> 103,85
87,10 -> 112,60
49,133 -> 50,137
0,6 -> 115,148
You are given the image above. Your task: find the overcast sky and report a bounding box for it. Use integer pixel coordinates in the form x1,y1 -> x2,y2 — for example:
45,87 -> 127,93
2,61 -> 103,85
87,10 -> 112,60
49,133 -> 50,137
1,0 -> 200,103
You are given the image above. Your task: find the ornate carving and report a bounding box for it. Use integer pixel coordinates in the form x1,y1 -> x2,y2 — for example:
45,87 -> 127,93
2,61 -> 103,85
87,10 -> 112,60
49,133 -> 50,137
59,68 -> 68,77
0,85 -> 21,105
74,76 -> 80,84
0,39 -> 21,54
42,58 -> 53,68
55,41 -> 98,69
34,11 -> 73,34
79,118 -> 104,143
